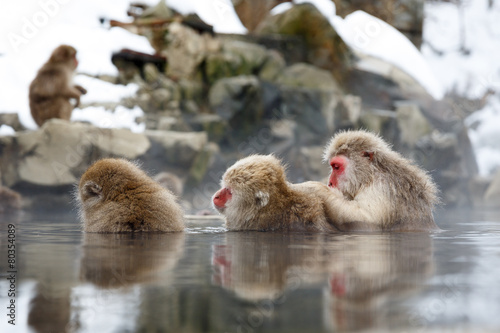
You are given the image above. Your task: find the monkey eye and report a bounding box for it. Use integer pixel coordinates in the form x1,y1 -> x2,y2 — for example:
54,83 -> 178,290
331,163 -> 340,170
362,151 -> 374,161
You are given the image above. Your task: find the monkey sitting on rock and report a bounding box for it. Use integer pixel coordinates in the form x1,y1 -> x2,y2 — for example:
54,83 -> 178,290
321,130 -> 440,231
29,44 -> 87,127
76,158 -> 184,233
212,154 -> 338,232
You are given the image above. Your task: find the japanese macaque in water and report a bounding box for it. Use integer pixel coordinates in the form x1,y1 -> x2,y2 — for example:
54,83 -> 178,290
212,154 -> 338,231
29,44 -> 87,127
77,158 -> 184,232
322,130 -> 440,231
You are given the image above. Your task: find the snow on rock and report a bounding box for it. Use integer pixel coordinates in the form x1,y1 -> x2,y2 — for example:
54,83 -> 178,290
330,10 -> 444,100
466,96 -> 500,176
270,2 -> 443,100
0,125 -> 16,136
74,75 -> 139,104
0,0 -> 156,130
72,105 -> 145,133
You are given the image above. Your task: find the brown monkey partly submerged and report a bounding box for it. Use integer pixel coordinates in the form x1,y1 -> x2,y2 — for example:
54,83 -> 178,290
77,158 -> 184,232
322,130 -> 439,231
29,44 -> 87,127
212,154 -> 337,231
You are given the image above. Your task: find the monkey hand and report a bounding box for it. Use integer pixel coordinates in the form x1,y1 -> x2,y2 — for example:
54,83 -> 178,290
75,85 -> 87,95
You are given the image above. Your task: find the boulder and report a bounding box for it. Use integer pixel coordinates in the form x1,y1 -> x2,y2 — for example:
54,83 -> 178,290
484,170 -> 500,207
276,64 -> 344,141
208,75 -> 264,141
359,108 -> 398,143
162,22 -> 221,79
256,3 -> 354,82
0,113 -> 25,132
333,94 -> 362,130
258,50 -> 286,82
145,130 -> 208,167
0,119 -> 150,188
204,40 -> 270,85
396,102 -> 432,148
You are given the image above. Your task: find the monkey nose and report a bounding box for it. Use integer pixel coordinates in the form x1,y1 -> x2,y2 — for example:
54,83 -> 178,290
328,182 -> 333,187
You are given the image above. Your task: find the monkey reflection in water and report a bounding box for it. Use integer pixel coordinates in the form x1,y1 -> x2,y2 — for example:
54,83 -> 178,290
324,233 -> 434,331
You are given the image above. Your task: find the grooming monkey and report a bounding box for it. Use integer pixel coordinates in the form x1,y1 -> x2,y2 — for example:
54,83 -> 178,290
212,154 -> 338,231
322,130 -> 439,231
77,158 -> 184,232
29,44 -> 87,127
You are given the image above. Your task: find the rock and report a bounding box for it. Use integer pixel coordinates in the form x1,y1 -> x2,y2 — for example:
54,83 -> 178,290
0,186 -> 22,213
333,94 -> 362,130
233,0 -> 287,32
204,40 -> 269,85
258,50 -> 286,82
298,145 -> 330,181
412,131 -> 460,173
280,87 -> 328,145
276,63 -> 344,135
145,130 -> 208,167
154,171 -> 184,196
275,63 -> 341,92
0,113 -> 25,131
208,75 -> 264,141
178,79 -> 204,104
163,22 -> 221,79
396,102 -> 432,148
359,108 -> 398,143
256,3 -> 354,82
187,143 -> 217,186
484,170 -> 500,207
469,176 -> 493,208
143,63 -> 160,83
0,119 -> 150,188
187,114 -> 228,143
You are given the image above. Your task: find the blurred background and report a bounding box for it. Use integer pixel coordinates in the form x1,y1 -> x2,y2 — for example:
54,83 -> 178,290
1,0 -> 500,213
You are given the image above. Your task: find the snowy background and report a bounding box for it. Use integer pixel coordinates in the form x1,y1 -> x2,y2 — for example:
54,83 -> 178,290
0,0 -> 499,175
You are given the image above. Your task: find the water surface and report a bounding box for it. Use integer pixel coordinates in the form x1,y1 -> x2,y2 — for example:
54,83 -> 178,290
1,209 -> 500,332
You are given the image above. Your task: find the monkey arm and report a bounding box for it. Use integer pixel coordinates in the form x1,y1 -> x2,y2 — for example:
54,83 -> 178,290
316,185 -> 393,231
74,85 -> 87,95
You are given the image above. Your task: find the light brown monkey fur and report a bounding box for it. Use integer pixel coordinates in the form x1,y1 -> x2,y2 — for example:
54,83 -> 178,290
322,130 -> 439,231
212,154 -> 338,232
77,158 -> 184,233
29,44 -> 87,127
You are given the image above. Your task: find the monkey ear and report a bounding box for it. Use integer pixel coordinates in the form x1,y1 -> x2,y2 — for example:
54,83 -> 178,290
362,151 -> 374,161
255,191 -> 270,208
82,181 -> 102,198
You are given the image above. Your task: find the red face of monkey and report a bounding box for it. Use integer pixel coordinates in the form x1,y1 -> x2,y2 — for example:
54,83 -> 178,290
213,187 -> 232,211
328,155 -> 348,188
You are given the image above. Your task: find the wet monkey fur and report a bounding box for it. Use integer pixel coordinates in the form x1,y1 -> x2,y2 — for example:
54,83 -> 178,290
77,158 -> 184,233
212,154 -> 338,232
322,130 -> 440,231
29,45 -> 87,127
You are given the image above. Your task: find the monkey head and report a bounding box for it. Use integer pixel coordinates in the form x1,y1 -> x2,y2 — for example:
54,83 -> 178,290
49,44 -> 78,69
212,155 -> 287,222
78,159 -> 143,210
323,130 -> 392,198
